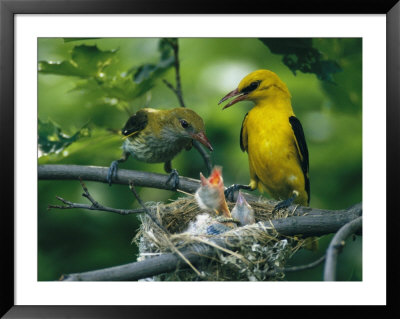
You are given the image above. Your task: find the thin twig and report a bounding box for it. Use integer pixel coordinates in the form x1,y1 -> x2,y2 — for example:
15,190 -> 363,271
284,254 -> 326,273
165,39 -> 185,108
263,255 -> 326,278
192,141 -> 213,174
162,38 -> 212,174
128,181 -> 168,233
323,216 -> 362,281
128,180 -> 202,277
48,178 -> 145,215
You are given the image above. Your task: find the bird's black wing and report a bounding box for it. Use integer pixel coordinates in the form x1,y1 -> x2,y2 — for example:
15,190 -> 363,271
289,116 -> 310,204
122,110 -> 148,137
240,112 -> 249,152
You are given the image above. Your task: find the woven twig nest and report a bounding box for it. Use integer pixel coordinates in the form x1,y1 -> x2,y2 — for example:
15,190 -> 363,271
135,196 -> 306,281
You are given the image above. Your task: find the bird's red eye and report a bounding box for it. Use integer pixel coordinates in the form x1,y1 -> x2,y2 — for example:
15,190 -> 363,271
180,119 -> 189,128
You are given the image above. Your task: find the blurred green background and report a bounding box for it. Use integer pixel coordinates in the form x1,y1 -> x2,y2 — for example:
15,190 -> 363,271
38,38 -> 362,281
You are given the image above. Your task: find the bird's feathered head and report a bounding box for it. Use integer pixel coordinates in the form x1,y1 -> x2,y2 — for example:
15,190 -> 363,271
167,108 -> 213,151
219,69 -> 291,109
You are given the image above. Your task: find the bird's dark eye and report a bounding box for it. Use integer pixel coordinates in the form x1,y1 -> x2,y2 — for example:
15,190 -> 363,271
241,80 -> 261,94
180,119 -> 189,128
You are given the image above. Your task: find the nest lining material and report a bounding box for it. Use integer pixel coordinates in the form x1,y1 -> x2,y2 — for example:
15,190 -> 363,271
135,196 -> 306,281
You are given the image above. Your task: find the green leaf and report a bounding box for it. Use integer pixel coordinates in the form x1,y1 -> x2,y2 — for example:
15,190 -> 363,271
259,38 -> 342,83
38,60 -> 86,77
38,119 -> 90,156
38,127 -> 122,165
38,44 -> 117,78
133,64 -> 158,83
39,39 -> 173,112
132,38 -> 175,84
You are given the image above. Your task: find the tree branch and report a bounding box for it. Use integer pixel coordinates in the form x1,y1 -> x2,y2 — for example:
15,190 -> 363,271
323,216 -> 363,281
40,163 -> 362,281
38,164 -> 201,194
60,207 -> 361,281
49,195 -> 146,215
283,254 -> 326,273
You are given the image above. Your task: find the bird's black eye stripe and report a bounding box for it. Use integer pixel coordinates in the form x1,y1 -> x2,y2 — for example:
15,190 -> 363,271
180,119 -> 189,128
241,80 -> 261,94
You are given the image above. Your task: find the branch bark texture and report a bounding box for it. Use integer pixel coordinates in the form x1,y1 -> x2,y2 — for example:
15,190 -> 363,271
39,164 -> 362,281
323,216 -> 363,281
60,204 -> 362,281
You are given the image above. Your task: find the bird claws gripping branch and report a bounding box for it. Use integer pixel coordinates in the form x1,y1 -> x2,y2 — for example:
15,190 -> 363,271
107,160 -> 119,186
166,169 -> 180,190
272,195 -> 296,213
224,184 -> 252,202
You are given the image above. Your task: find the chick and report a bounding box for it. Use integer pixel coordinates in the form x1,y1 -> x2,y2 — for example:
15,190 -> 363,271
194,166 -> 237,235
231,191 -> 255,226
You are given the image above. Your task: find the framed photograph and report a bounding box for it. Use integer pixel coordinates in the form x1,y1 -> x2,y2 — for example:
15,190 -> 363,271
1,0 -> 397,317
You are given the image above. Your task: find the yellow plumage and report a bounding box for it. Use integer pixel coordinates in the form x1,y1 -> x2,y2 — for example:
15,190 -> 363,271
220,69 -> 310,206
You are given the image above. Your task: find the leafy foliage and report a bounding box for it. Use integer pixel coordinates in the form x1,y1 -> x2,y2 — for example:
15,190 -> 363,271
38,39 -> 176,157
259,38 -> 342,82
38,127 -> 121,165
38,44 -> 117,78
38,119 -> 90,156
132,38 -> 175,84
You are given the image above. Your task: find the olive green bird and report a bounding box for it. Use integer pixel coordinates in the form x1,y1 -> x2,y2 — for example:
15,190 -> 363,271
107,107 -> 213,188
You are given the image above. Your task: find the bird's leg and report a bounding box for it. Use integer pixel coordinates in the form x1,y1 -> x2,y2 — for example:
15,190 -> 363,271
107,152 -> 130,186
224,184 -> 253,202
272,190 -> 299,213
164,161 -> 180,190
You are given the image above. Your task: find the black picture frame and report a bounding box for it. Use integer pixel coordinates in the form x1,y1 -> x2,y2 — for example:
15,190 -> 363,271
1,0 -> 398,317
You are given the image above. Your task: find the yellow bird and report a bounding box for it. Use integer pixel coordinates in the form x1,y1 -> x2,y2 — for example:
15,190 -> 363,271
219,69 -> 310,210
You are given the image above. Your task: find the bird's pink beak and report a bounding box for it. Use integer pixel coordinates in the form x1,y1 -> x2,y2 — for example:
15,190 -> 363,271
218,88 -> 247,110
192,131 -> 213,152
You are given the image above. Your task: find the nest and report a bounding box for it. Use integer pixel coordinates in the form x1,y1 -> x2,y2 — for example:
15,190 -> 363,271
134,196 -> 306,281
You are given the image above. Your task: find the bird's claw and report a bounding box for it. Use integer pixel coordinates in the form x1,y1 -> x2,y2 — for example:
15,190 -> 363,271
107,160 -> 119,186
224,184 -> 251,202
272,197 -> 295,213
166,169 -> 180,190
224,184 -> 239,202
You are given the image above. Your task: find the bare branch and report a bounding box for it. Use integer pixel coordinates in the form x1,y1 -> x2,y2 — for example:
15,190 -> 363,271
164,39 -> 185,108
48,178 -> 146,215
192,141 -> 213,174
323,216 -> 362,281
48,196 -> 145,216
128,181 -> 168,233
39,164 -> 363,223
283,254 -> 326,273
38,164 -> 201,194
60,206 -> 362,281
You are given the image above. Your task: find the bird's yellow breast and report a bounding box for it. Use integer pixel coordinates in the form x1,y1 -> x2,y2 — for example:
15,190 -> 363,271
245,102 -> 307,204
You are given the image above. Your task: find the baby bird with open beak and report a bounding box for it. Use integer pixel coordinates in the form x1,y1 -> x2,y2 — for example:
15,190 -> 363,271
194,167 -> 237,235
231,191 -> 255,226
